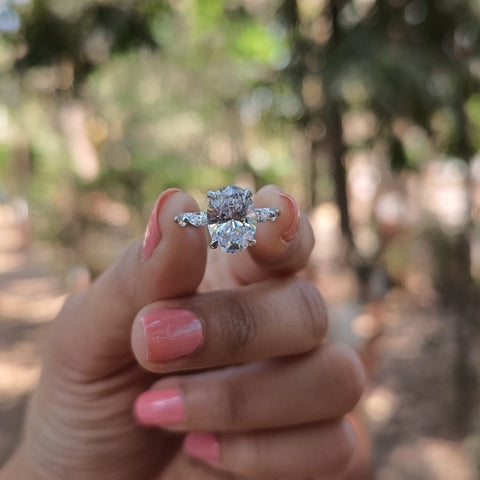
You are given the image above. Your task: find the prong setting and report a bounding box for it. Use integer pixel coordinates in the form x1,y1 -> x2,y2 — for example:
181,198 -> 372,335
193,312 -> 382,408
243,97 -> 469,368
175,186 -> 280,253
244,188 -> 254,199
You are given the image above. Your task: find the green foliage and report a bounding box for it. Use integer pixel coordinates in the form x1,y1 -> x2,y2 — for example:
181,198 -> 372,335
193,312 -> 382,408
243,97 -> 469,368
0,145 -> 13,187
283,0 -> 480,174
193,0 -> 225,30
466,94 -> 480,150
233,21 -> 285,65
0,0 -> 479,267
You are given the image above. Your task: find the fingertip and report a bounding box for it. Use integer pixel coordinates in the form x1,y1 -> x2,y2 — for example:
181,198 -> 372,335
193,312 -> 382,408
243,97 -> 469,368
133,387 -> 185,427
131,309 -> 149,368
253,185 -> 302,250
278,192 -> 301,242
142,188 -> 182,262
184,432 -> 221,464
140,190 -> 207,301
338,418 -> 358,473
226,186 -> 314,284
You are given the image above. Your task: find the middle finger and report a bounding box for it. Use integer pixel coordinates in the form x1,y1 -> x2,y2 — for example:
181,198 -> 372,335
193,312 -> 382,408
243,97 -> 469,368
131,277 -> 327,374
134,343 -> 365,432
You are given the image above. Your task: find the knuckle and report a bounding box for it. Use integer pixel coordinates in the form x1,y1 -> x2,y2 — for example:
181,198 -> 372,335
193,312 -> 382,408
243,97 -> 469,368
315,344 -> 366,415
325,420 -> 357,476
217,378 -> 248,429
57,291 -> 82,319
226,435 -> 261,476
48,293 -> 90,374
108,255 -> 137,309
50,292 -> 82,345
221,293 -> 257,354
241,434 -> 265,474
333,344 -> 366,411
292,278 -> 328,345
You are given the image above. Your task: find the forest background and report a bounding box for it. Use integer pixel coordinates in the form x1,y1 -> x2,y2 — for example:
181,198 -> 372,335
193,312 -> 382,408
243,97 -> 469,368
1,0 -> 480,477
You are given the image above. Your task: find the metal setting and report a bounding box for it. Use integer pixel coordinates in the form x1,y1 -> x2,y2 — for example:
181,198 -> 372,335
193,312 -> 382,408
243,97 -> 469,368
174,185 -> 280,253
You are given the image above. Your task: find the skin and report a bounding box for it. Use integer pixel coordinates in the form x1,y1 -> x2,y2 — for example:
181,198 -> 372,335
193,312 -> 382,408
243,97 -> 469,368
0,186 -> 368,480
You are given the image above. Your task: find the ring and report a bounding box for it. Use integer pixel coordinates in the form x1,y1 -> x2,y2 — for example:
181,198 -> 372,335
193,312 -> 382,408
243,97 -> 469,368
174,185 -> 280,253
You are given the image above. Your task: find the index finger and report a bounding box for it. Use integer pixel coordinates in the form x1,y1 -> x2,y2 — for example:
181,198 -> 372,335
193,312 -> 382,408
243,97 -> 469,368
204,185 -> 315,289
131,277 -> 327,374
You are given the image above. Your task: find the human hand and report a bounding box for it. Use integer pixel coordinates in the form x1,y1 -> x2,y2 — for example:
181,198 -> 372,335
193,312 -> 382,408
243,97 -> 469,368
2,186 -> 365,479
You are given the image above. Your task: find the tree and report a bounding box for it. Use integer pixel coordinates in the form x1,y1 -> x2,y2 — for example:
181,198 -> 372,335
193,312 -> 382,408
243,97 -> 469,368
277,0 -> 480,434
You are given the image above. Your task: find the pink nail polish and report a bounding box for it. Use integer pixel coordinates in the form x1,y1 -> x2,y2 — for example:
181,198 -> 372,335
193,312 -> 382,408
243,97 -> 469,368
142,188 -> 181,262
184,433 -> 220,464
279,192 -> 301,242
142,309 -> 203,362
134,388 -> 184,426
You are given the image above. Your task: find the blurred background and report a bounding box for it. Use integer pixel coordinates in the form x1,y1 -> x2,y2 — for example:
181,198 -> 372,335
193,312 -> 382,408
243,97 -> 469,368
0,0 -> 480,477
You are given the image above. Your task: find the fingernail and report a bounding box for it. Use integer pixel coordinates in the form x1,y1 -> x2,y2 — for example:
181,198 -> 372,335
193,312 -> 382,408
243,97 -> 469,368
142,188 -> 181,262
134,388 -> 184,426
184,433 -> 220,464
142,309 -> 203,362
279,192 -> 301,242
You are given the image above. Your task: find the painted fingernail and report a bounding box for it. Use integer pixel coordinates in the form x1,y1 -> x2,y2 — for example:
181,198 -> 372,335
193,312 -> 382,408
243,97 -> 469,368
142,188 -> 181,262
279,192 -> 301,242
134,388 -> 184,426
142,309 -> 203,362
184,433 -> 220,464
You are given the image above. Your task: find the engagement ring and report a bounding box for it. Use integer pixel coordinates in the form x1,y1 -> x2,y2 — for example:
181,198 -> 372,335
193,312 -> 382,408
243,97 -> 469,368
174,185 -> 280,253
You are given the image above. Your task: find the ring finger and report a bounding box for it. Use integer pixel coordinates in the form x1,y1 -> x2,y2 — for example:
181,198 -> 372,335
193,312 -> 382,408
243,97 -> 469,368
202,185 -> 315,290
182,419 -> 357,480
134,344 -> 365,432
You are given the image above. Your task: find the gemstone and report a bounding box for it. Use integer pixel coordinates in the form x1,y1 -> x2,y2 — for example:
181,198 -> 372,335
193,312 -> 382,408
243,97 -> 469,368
207,185 -> 257,253
175,211 -> 207,227
255,207 -> 279,222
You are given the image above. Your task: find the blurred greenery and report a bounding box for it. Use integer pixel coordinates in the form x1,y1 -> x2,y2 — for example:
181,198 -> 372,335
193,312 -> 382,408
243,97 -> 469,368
1,0 -> 480,475
0,0 -> 478,269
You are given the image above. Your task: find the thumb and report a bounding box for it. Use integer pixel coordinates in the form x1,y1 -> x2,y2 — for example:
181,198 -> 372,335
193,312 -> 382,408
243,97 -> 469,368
50,189 -> 207,378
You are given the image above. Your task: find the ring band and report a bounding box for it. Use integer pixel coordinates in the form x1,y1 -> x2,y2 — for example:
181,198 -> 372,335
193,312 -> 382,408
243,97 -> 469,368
174,185 -> 280,253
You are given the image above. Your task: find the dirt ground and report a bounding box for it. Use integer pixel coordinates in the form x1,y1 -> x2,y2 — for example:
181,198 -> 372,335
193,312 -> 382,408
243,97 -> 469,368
366,289 -> 479,479
0,203 -> 479,478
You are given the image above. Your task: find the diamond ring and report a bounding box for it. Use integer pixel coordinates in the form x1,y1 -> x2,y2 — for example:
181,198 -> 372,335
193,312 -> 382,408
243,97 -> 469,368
174,185 -> 280,253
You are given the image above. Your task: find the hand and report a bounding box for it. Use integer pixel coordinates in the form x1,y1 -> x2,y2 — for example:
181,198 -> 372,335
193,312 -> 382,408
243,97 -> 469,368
2,186 -> 366,479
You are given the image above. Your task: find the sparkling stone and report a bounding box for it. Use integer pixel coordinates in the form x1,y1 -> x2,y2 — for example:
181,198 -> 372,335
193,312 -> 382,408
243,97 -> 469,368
207,185 -> 257,253
256,207 -> 280,223
175,211 -> 207,227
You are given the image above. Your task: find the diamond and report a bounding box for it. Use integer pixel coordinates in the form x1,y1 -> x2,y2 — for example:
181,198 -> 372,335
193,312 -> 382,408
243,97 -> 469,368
174,211 -> 207,227
255,207 -> 280,223
175,185 -> 281,253
207,186 -> 257,254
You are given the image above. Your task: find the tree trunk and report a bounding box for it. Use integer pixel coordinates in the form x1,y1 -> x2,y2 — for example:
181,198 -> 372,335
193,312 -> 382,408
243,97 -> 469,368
329,1 -> 354,250
330,104 -> 354,249
451,234 -> 477,435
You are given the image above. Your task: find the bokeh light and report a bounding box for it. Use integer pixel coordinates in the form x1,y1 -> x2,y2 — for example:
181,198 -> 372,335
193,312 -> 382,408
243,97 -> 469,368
1,0 -> 480,476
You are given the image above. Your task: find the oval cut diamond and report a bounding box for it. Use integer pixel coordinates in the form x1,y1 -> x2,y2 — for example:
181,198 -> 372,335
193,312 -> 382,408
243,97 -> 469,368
207,186 -> 257,253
